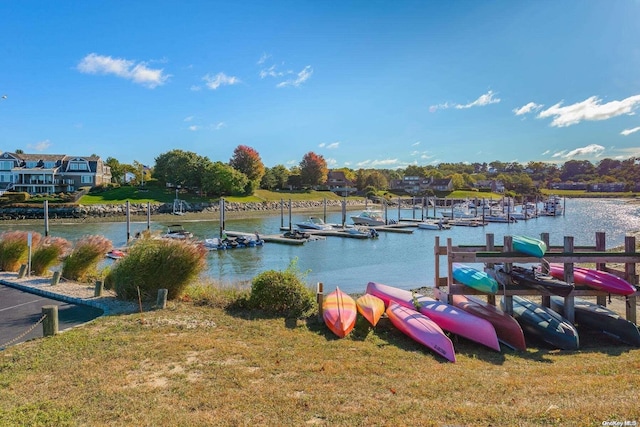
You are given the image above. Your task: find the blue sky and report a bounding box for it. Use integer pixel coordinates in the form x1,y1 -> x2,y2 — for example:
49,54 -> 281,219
2,1 -> 640,170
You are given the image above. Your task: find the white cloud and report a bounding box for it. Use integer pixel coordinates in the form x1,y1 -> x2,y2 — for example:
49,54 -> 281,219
455,90 -> 501,109
553,144 -> 605,159
184,116 -> 194,122
621,126 -> 640,136
77,53 -> 169,88
203,72 -> 240,90
541,150 -> 550,155
257,53 -> 271,65
326,158 -> 337,166
513,102 -> 544,116
412,141 -> 421,146
429,90 -> 500,112
190,85 -> 202,91
538,95 -> 640,127
188,125 -> 200,131
214,122 -> 226,130
319,142 -> 340,149
259,65 -> 285,79
357,158 -> 399,167
27,139 -> 51,152
277,66 -> 313,88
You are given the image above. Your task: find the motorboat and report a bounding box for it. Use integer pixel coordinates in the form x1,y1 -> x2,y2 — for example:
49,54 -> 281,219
417,220 -> 450,230
295,216 -> 334,230
203,235 -> 264,250
542,195 -> 564,216
351,209 -> 386,226
162,224 -> 194,240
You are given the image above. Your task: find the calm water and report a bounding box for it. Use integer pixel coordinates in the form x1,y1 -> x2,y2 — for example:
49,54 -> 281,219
2,198 -> 639,294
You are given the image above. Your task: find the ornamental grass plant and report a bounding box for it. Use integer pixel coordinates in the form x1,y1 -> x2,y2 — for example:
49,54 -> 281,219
31,236 -> 72,276
0,230 -> 41,272
61,235 -> 112,281
106,238 -> 208,301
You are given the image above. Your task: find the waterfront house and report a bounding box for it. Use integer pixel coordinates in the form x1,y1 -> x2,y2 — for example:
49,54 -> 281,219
0,152 -> 112,195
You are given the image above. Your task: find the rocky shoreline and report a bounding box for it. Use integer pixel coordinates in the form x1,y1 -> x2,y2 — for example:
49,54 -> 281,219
0,199 -> 370,223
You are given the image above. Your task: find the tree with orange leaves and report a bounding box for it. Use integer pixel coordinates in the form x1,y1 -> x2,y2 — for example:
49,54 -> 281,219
229,145 -> 265,183
299,152 -> 328,187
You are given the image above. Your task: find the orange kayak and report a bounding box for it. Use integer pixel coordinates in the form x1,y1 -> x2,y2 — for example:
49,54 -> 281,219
323,287 -> 357,338
356,293 -> 385,326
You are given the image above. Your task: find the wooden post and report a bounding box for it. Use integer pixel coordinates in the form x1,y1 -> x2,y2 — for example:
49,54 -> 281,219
42,305 -> 58,336
280,198 -> 284,229
563,236 -> 575,323
595,232 -> 607,306
317,282 -> 324,322
157,289 -> 168,309
18,264 -> 27,278
94,280 -> 104,297
323,198 -> 327,223
434,235 -> 441,291
502,236 -> 513,315
485,233 -> 496,306
288,199 -> 292,232
624,236 -> 637,325
50,271 -> 61,286
446,237 -> 454,305
540,232 -> 551,308
147,201 -> 151,231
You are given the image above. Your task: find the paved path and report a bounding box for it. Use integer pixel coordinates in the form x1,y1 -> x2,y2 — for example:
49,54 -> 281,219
0,284 -> 103,349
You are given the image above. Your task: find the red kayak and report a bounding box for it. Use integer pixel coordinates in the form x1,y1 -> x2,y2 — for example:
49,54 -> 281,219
433,288 -> 526,351
386,302 -> 456,362
549,264 -> 637,296
366,282 -> 501,351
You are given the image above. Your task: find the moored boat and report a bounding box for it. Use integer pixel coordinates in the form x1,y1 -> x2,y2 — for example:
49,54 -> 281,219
502,296 -> 579,350
549,264 -> 637,296
323,287 -> 357,338
366,282 -> 500,351
350,209 -> 386,226
162,224 -> 193,240
549,296 -> 640,346
295,216 -> 334,231
355,293 -> 385,326
417,220 -> 450,230
434,288 -> 526,351
452,263 -> 498,294
386,301 -> 456,362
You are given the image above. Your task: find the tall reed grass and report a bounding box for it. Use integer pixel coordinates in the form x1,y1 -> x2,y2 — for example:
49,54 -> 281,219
31,237 -> 72,275
61,235 -> 112,281
0,231 -> 42,272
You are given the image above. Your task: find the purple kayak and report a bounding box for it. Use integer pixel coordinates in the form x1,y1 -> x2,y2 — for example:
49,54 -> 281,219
366,282 -> 501,351
386,302 -> 456,362
549,264 -> 637,296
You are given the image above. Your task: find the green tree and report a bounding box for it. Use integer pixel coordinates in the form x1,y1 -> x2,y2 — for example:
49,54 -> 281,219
299,152 -> 328,187
364,170 -> 388,190
105,157 -> 124,183
202,161 -> 249,196
153,149 -> 203,189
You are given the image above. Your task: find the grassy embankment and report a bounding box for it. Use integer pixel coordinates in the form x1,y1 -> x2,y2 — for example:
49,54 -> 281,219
1,290 -> 638,426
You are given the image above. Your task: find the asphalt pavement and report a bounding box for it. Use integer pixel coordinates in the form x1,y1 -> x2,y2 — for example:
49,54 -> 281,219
0,284 -> 103,349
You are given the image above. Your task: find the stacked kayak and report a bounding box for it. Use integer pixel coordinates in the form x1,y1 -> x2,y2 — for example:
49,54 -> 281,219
512,235 -> 547,258
366,281 -> 501,351
434,288 -> 526,351
549,264 -> 637,296
386,302 -> 456,362
323,288 -> 357,338
509,265 -> 574,297
452,263 -> 498,294
550,296 -> 640,346
502,296 -> 579,350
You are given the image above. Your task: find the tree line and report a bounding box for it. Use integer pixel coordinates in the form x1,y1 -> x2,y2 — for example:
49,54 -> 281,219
104,148 -> 640,197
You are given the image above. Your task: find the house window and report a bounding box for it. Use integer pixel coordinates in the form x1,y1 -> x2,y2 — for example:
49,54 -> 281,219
81,175 -> 93,184
44,162 -> 56,168
26,161 -> 38,168
0,160 -> 13,171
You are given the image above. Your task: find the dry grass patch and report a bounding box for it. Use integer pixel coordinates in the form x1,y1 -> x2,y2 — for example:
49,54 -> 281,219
0,302 -> 639,426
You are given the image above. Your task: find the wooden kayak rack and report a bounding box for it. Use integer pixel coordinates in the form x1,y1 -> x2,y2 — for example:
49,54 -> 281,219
434,232 -> 639,326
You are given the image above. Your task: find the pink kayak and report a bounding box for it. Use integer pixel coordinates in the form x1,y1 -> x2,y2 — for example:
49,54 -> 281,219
433,288 -> 526,351
386,302 -> 456,362
366,282 -> 501,352
549,264 -> 637,296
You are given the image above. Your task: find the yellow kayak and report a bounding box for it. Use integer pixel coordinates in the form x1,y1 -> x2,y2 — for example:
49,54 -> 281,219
356,293 -> 385,326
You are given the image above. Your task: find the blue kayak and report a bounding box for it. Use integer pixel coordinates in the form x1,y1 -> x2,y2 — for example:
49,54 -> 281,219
512,235 -> 547,258
452,263 -> 498,294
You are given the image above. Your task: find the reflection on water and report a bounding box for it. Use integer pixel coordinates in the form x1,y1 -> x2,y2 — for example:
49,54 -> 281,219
1,198 -> 639,294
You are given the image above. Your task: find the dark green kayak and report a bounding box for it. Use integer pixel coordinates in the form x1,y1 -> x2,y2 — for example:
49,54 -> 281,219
550,296 -> 640,347
502,296 -> 579,350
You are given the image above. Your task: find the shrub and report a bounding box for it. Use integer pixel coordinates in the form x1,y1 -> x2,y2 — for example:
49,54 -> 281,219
106,238 -> 207,301
61,235 -> 112,281
0,231 -> 42,272
249,259 -> 317,318
31,237 -> 72,276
